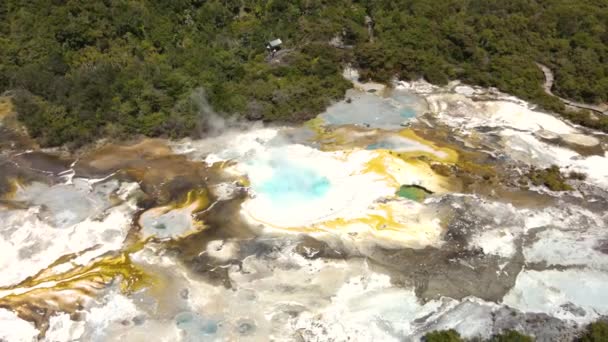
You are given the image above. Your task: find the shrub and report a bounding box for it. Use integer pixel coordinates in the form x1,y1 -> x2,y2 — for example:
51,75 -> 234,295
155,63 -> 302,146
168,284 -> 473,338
424,330 -> 464,342
490,330 -> 534,342
578,321 -> 608,342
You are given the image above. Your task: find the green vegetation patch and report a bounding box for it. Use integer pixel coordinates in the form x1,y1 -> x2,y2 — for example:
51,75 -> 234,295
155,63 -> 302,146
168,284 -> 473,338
527,165 -> 572,191
578,321 -> 608,342
424,329 -> 463,342
424,329 -> 534,342
490,330 -> 533,342
2,0 -> 608,147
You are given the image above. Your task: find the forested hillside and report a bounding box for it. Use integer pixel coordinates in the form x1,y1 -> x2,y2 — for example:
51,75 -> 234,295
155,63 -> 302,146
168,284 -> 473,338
1,0 -> 607,147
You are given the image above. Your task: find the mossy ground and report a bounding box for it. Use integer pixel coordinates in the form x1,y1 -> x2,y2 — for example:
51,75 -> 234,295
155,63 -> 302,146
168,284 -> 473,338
526,165 -> 572,191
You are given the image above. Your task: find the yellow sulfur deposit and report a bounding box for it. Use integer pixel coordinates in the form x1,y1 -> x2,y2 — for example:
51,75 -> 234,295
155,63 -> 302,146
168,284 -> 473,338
239,145 -> 450,248
395,129 -> 459,163
138,189 -> 211,240
255,199 -> 444,249
360,150 -> 455,193
0,253 -> 155,329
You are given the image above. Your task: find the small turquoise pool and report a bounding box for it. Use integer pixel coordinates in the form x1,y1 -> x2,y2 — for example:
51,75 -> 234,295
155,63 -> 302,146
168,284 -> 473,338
400,108 -> 416,118
256,161 -> 330,204
175,312 -> 218,336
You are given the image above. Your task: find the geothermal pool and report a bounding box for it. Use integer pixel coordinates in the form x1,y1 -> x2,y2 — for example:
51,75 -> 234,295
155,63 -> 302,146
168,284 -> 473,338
1,79 -> 608,341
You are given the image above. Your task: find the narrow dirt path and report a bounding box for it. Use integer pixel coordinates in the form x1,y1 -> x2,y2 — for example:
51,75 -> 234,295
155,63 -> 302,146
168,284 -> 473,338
537,63 -> 608,115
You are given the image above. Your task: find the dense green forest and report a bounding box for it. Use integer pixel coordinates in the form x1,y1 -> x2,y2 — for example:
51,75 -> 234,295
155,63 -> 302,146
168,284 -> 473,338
1,0 -> 607,147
